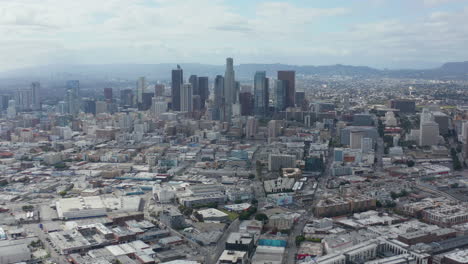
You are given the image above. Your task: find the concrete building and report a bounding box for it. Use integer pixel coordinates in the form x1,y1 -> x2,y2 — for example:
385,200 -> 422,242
181,83 -> 193,113
268,154 -> 296,171
171,65 -> 183,111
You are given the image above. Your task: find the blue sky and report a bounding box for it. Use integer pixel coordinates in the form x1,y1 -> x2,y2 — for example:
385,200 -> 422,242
0,0 -> 467,71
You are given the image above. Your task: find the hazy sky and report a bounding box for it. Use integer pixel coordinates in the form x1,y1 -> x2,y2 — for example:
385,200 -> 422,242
1,0 -> 467,71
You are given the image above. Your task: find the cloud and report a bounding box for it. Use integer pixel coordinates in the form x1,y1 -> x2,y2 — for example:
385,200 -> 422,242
422,0 -> 463,6
0,0 -> 467,71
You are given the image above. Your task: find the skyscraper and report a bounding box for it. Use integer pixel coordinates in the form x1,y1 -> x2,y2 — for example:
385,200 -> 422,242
31,82 -> 40,110
224,58 -> 235,121
277,71 -> 295,108
180,83 -> 193,113
198,76 -> 209,109
171,65 -> 183,111
189,75 -> 199,96
120,89 -> 134,107
104,88 -> 113,101
136,77 -> 146,106
239,91 -> 254,116
419,108 -> 439,146
275,80 -> 287,111
66,80 -> 80,115
213,75 -> 225,121
254,71 -> 269,117
16,89 -> 33,111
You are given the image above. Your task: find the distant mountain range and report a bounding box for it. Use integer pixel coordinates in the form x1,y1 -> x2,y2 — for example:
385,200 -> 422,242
1,61 -> 467,81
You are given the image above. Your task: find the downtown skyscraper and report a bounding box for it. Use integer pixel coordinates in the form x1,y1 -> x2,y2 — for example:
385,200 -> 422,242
277,71 -> 295,108
171,65 -> 183,111
213,75 -> 225,121
254,71 -> 269,117
223,58 -> 235,122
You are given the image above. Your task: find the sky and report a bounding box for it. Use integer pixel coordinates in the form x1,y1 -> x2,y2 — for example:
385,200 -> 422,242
0,0 -> 467,71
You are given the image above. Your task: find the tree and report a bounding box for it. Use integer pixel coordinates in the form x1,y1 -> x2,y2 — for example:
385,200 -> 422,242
295,235 -> 305,246
376,201 -> 383,208
251,198 -> 258,205
59,191 -> 67,197
193,211 -> 204,222
255,213 -> 268,222
406,160 -> 415,167
450,183 -> 459,188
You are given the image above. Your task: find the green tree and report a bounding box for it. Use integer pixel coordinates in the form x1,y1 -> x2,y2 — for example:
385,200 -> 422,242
295,235 -> 305,246
255,213 -> 268,222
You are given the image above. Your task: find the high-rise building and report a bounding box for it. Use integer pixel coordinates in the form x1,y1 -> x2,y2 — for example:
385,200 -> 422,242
277,71 -> 295,108
16,88 -> 33,111
171,65 -> 183,111
198,76 -> 209,109
180,83 -> 193,113
254,71 -> 269,117
275,80 -> 287,111
246,116 -> 258,138
104,88 -> 113,101
151,97 -> 167,116
31,82 -> 41,110
66,80 -> 80,115
142,92 -> 154,111
224,58 -> 235,121
295,91 -> 305,108
83,98 -> 96,115
419,108 -> 440,146
343,93 -> 350,112
189,75 -> 199,96
7,100 -> 16,119
239,92 -> 254,116
136,77 -> 146,106
0,95 -> 10,110
155,84 -> 165,97
213,75 -> 225,121
120,89 -> 134,107
66,80 -> 80,96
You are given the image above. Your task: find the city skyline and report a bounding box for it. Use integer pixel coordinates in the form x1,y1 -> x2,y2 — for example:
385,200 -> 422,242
1,0 -> 468,72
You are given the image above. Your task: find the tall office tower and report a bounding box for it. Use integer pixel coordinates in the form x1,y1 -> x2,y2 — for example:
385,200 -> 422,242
66,80 -> 80,96
136,77 -> 146,105
246,116 -> 258,138
192,95 -> 202,112
224,58 -> 235,121
234,81 -> 240,104
171,65 -> 183,111
31,82 -> 41,110
180,83 -> 193,113
213,75 -> 225,121
295,91 -> 305,106
198,77 -> 209,109
7,100 -> 16,119
419,108 -> 440,146
104,88 -> 113,101
254,71 -> 269,117
120,89 -> 134,107
83,98 -> 96,115
0,95 -> 10,110
16,89 -> 33,111
277,71 -> 295,107
275,80 -> 287,111
57,101 -> 68,114
189,75 -> 199,96
142,92 -> 154,111
239,91 -> 254,116
343,93 -> 350,112
155,84 -> 165,97
66,80 -> 80,115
